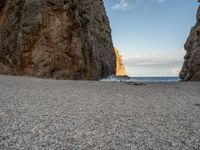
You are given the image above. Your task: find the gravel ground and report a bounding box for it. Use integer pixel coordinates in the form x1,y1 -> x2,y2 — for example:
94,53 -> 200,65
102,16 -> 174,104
0,75 -> 200,150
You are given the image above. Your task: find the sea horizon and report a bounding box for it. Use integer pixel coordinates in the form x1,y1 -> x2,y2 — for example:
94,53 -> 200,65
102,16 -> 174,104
102,75 -> 181,82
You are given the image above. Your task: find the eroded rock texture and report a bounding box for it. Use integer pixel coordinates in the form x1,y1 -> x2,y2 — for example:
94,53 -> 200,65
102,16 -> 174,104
114,48 -> 127,76
0,0 -> 116,80
180,5 -> 200,81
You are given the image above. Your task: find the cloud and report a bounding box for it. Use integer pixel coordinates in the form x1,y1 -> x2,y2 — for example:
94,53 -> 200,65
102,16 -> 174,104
111,0 -> 167,11
111,0 -> 131,11
170,68 -> 181,76
151,0 -> 166,3
121,51 -> 185,76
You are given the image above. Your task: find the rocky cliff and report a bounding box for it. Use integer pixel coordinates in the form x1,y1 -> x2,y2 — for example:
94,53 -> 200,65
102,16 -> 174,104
114,48 -> 127,76
0,0 -> 116,80
180,5 -> 200,81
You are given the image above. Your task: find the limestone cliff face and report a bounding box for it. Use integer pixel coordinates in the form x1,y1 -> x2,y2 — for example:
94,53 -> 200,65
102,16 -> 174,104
180,5 -> 200,81
0,0 -> 116,80
114,48 -> 127,76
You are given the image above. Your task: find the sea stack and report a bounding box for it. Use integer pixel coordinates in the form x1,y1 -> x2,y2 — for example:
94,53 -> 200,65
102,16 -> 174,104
180,4 -> 200,81
114,48 -> 127,76
0,0 -> 116,80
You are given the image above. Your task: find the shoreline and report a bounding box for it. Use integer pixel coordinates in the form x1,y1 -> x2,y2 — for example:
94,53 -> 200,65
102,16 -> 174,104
0,74 -> 183,83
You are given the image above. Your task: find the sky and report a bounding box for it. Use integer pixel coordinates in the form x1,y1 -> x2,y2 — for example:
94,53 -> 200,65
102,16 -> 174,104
104,0 -> 199,77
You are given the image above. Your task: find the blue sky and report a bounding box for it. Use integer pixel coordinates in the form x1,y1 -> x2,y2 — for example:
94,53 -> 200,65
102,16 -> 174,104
104,0 -> 199,76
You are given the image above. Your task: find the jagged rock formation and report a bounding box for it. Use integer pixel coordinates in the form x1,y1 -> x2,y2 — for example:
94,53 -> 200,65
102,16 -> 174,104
180,5 -> 200,81
0,0 -> 116,80
114,48 -> 127,76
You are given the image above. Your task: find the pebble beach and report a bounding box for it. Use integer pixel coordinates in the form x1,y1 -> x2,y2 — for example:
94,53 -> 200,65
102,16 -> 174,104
0,75 -> 200,149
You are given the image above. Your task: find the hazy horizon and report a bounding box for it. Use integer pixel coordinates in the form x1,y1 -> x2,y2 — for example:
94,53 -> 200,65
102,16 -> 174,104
104,0 -> 199,77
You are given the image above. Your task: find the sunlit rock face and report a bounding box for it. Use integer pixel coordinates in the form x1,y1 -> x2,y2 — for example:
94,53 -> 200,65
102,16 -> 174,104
180,5 -> 200,81
0,0 -> 116,80
114,48 -> 127,76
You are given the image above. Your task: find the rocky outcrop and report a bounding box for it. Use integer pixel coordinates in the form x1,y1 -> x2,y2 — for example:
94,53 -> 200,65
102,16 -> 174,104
114,48 -> 127,76
180,5 -> 200,81
0,0 -> 116,80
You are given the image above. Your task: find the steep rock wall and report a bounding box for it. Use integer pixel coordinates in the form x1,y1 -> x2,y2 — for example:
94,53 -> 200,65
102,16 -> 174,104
180,5 -> 200,81
114,48 -> 127,76
0,0 -> 116,80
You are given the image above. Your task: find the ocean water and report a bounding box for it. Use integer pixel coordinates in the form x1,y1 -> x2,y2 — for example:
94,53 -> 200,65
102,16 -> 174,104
101,76 -> 181,83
